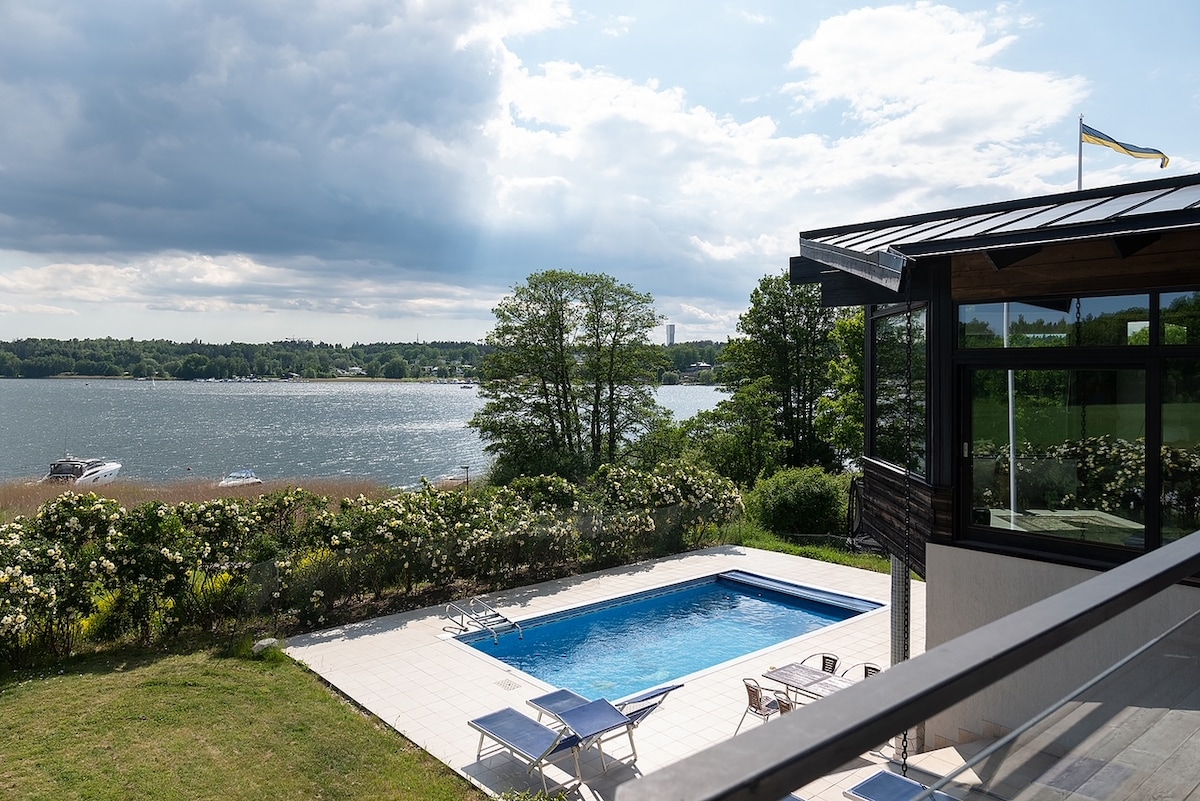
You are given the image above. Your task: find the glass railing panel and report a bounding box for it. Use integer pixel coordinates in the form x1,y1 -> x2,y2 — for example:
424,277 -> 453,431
921,606 -> 1200,801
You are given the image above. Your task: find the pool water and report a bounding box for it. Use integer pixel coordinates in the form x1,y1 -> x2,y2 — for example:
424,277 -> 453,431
459,571 -> 880,701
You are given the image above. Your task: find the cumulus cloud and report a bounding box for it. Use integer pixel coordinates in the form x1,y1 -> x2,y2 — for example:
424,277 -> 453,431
0,1 -> 1119,344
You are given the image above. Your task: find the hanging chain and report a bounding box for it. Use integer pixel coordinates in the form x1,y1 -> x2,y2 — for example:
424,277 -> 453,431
1076,297 -> 1087,441
899,280 -> 915,775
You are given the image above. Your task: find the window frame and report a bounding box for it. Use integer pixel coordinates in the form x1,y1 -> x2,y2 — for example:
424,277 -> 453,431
954,288 -> 1200,562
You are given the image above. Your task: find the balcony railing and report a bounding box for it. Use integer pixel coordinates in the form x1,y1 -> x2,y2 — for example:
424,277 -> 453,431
615,530 -> 1200,801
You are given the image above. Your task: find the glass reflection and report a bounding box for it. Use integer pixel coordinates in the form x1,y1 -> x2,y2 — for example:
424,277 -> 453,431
959,295 -> 1150,348
1161,291 -> 1200,345
873,308 -> 927,475
1163,359 -> 1200,542
969,368 -> 1146,547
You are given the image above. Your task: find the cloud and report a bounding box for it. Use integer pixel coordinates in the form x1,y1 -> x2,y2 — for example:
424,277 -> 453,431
0,1 -> 1109,345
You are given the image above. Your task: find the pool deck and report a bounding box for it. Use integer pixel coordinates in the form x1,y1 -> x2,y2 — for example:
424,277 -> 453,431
285,546 -> 927,800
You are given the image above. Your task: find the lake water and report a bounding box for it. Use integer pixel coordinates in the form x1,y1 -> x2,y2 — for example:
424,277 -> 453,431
0,380 -> 721,487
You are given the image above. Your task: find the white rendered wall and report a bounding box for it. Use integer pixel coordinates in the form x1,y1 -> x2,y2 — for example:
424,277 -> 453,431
923,542 -> 1200,749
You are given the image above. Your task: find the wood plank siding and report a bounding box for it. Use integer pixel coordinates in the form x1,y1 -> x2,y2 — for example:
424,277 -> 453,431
951,229 -> 1200,302
860,457 -> 952,578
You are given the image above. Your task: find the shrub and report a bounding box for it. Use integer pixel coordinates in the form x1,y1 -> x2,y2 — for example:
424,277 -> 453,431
745,466 -> 846,539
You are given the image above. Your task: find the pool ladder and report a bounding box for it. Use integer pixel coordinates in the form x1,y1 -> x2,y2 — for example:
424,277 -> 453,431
445,597 -> 523,643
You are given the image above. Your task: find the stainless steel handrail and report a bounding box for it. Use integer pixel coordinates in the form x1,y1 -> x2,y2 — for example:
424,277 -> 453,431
444,598 -> 523,643
616,530 -> 1200,801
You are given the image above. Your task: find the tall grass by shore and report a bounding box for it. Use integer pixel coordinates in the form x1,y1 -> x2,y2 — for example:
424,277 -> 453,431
0,477 -> 397,524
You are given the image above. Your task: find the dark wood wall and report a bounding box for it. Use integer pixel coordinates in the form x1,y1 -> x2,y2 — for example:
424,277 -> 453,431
951,229 -> 1200,302
861,457 -> 952,578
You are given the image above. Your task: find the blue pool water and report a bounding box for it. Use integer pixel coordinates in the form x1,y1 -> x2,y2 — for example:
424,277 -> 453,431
459,571 -> 880,701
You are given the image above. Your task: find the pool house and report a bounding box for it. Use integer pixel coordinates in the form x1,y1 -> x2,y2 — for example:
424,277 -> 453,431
620,173 -> 1200,800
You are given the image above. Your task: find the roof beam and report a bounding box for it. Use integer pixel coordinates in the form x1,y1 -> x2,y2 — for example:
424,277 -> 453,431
984,245 -> 1042,270
1113,232 -> 1160,259
797,239 -> 909,291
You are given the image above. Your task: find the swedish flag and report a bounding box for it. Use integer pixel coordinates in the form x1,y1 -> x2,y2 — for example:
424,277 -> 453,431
1081,123 -> 1169,168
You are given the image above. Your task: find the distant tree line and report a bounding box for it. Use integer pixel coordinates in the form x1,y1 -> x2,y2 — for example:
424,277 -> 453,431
0,337 -> 725,381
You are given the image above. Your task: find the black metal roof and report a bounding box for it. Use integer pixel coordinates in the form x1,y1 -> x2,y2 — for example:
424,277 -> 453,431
800,172 -> 1200,260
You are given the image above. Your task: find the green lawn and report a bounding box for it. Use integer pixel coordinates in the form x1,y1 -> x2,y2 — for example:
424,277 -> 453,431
0,644 -> 486,801
0,526 -> 886,801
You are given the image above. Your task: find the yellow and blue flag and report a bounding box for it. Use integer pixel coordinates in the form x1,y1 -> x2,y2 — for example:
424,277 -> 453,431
1081,123 -> 1169,168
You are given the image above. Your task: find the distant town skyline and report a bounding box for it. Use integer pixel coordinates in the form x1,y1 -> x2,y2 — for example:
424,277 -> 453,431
1,1 -> 1195,346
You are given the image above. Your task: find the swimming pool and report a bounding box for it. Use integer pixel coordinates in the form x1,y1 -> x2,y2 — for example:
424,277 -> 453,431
458,570 -> 881,701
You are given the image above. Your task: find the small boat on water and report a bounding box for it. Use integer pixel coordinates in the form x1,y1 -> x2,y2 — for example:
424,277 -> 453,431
218,469 -> 263,488
41,456 -> 122,486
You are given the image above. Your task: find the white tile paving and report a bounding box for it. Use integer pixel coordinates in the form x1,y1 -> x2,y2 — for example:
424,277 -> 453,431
285,545 -> 928,800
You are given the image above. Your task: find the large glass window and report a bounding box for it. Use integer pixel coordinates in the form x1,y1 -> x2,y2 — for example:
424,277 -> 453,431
968,368 -> 1146,547
873,307 -> 927,475
1163,358 -> 1200,542
958,295 -> 1150,348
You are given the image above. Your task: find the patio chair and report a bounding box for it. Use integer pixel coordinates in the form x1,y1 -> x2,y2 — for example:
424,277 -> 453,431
468,707 -> 584,792
528,684 -> 681,765
774,690 -> 796,714
736,678 -> 780,734
839,662 -> 882,680
610,683 -> 682,760
800,652 -> 841,674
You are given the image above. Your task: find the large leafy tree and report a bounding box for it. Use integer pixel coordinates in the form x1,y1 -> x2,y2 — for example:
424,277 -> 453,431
721,273 -> 842,470
683,377 -> 788,487
471,270 -> 666,484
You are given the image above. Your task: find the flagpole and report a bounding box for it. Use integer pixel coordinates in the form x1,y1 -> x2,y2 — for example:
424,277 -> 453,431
1077,115 -> 1083,190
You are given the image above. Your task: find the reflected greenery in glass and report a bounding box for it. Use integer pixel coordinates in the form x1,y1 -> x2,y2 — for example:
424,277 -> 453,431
1163,358 -> 1200,542
959,295 -> 1150,348
969,368 -> 1146,547
1162,291 -> 1200,345
873,308 -> 927,475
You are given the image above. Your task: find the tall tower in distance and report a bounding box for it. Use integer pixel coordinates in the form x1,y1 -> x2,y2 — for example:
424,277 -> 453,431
666,323 -> 676,346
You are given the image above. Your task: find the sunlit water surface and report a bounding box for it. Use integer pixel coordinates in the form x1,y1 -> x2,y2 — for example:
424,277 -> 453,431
0,380 -> 720,487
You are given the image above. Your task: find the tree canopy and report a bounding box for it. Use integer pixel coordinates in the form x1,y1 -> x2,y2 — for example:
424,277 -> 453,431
720,274 -> 844,470
470,269 -> 667,483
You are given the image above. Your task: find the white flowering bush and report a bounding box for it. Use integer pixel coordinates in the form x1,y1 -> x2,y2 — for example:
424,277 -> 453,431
8,492 -> 124,660
581,462 -> 742,564
1,463 -> 744,664
101,501 -> 193,642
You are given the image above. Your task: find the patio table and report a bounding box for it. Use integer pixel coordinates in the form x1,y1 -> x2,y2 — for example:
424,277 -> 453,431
763,662 -> 855,700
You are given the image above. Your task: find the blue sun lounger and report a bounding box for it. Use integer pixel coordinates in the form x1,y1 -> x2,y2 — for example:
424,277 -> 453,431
469,707 -> 583,792
527,683 -> 683,765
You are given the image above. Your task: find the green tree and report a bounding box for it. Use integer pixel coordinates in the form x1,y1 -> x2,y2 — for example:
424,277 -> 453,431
683,377 -> 787,487
382,357 -> 409,379
471,269 -> 666,483
576,273 -> 666,465
722,274 -> 840,469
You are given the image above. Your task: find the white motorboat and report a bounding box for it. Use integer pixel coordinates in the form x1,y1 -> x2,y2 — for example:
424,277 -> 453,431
218,469 -> 263,488
41,456 -> 122,486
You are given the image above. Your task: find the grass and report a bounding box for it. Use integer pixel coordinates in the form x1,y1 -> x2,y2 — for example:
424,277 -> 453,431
0,641 -> 487,801
718,519 -> 894,574
0,479 -> 887,801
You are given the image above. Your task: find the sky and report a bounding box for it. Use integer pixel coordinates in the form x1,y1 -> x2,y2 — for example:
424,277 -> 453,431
0,1 -> 1196,347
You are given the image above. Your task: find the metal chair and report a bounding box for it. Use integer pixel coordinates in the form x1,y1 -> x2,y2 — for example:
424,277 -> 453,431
800,652 -> 841,674
774,690 -> 796,714
735,678 -> 780,734
839,661 -> 882,680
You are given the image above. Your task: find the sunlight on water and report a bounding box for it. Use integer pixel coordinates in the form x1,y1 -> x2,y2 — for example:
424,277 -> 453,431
464,575 -> 859,701
0,380 -> 720,487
